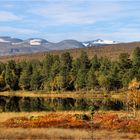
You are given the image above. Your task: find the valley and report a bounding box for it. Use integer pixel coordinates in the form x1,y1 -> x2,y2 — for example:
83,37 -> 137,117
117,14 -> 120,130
0,45 -> 140,139
1,0 -> 140,139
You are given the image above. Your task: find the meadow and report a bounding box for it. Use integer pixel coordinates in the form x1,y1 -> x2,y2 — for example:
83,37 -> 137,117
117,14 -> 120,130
0,45 -> 140,139
0,90 -> 140,139
1,111 -> 140,139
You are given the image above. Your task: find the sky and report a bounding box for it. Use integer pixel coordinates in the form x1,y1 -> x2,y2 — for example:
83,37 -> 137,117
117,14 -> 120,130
0,0 -> 140,42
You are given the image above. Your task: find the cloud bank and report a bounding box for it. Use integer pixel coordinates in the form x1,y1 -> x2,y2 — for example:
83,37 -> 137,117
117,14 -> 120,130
0,0 -> 140,42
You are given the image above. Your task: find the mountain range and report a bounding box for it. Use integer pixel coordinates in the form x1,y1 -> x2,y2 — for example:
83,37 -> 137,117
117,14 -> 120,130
0,36 -> 119,56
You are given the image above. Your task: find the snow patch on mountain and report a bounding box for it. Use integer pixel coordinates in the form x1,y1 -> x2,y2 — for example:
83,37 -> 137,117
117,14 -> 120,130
0,38 -> 10,43
30,39 -> 42,45
28,38 -> 48,46
82,39 -> 118,47
0,36 -> 23,44
93,39 -> 118,44
0,36 -> 120,56
82,42 -> 89,47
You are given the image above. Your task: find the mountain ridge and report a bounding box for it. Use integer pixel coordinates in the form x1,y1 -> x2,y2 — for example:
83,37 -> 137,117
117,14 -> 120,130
0,36 -> 85,56
82,39 -> 118,47
0,36 -> 121,56
0,41 -> 139,63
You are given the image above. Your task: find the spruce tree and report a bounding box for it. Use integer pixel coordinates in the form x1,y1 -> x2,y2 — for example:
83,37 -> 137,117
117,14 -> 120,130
60,52 -> 72,90
109,62 -> 122,90
132,47 -> 140,67
87,68 -> 98,90
0,62 -> 5,75
99,57 -> 111,75
42,54 -> 54,80
5,64 -> 18,90
71,58 -> 81,78
49,57 -> 60,90
30,69 -> 43,90
79,51 -> 90,70
75,69 -> 87,90
19,62 -> 32,90
50,56 -> 60,80
75,51 -> 90,90
91,55 -> 100,70
98,74 -> 110,91
0,71 -> 6,90
119,53 -> 132,70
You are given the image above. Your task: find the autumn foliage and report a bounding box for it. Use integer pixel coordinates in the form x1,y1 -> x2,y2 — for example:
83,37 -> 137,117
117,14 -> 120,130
93,113 -> 140,133
3,113 -> 90,129
2,112 -> 140,133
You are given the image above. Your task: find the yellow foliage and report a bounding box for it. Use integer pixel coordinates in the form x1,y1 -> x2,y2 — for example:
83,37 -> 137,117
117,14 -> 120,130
128,78 -> 140,90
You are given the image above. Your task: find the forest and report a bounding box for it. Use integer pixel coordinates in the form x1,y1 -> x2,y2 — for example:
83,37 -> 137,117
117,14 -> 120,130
1,47 -> 140,140
0,47 -> 140,92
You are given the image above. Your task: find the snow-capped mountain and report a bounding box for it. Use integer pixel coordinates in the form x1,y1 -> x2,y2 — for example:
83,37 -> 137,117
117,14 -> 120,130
0,36 -> 23,44
82,39 -> 118,47
0,36 -> 119,56
0,36 -> 85,56
0,38 -> 10,43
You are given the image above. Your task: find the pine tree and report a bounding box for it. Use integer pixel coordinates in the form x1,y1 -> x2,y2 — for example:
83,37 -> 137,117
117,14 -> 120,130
98,74 -> 110,91
19,62 -> 32,90
30,69 -> 43,90
7,60 -> 16,70
60,52 -> 72,90
79,51 -> 90,70
0,71 -> 6,90
49,57 -> 60,90
50,56 -> 60,80
71,58 -> 81,77
87,68 -> 98,90
5,64 -> 18,90
0,62 -> 5,75
75,69 -> 87,90
42,54 -> 54,80
91,55 -> 100,70
132,47 -> 140,67
119,53 -> 132,70
109,62 -> 122,90
75,51 -> 90,90
99,57 -> 111,75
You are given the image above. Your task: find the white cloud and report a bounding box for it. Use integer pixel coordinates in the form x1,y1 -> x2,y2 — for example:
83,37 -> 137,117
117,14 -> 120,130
0,26 -> 39,35
0,11 -> 21,21
30,1 -> 121,25
43,26 -> 140,42
0,0 -> 139,42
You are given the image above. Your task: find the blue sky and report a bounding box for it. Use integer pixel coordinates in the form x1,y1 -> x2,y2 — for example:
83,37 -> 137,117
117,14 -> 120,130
0,0 -> 140,42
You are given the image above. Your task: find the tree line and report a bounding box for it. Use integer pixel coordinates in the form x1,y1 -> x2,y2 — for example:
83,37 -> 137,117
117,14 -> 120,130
0,47 -> 140,92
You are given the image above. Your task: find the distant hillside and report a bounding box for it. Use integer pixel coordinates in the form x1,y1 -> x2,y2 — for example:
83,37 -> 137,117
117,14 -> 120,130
0,36 -> 121,56
0,36 -> 85,56
0,42 -> 139,63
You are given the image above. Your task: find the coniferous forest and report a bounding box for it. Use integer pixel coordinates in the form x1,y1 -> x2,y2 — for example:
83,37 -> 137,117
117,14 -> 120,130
2,1 -> 140,139
0,47 -> 140,92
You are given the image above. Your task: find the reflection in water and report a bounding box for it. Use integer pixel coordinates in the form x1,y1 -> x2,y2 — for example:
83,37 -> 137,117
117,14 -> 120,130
0,95 -> 125,112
